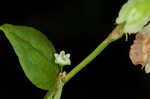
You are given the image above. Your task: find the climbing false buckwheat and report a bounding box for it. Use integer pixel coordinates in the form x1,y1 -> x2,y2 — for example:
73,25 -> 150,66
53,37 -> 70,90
54,50 -> 71,67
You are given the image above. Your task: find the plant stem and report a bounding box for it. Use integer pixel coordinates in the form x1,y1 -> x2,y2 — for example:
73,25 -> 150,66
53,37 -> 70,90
63,24 -> 125,84
43,24 -> 124,99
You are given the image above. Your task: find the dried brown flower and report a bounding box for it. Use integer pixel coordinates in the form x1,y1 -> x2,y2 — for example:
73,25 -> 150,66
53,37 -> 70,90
129,32 -> 150,72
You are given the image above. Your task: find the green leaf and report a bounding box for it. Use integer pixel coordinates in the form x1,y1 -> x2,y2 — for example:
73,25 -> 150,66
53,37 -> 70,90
0,24 -> 60,90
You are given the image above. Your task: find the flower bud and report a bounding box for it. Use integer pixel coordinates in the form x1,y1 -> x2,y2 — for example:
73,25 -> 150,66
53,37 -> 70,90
116,0 -> 150,33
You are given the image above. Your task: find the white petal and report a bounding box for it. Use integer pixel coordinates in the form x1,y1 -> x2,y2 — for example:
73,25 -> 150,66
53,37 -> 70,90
54,53 -> 59,58
66,54 -> 70,58
145,64 -> 150,73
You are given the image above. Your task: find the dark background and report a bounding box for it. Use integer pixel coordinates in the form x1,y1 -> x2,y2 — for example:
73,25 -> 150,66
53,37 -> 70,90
0,0 -> 150,99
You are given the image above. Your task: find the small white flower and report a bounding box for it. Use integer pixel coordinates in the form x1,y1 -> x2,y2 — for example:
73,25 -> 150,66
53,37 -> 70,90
54,50 -> 71,67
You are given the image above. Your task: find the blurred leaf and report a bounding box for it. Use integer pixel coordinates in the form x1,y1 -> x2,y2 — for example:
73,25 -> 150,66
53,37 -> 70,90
0,24 -> 60,90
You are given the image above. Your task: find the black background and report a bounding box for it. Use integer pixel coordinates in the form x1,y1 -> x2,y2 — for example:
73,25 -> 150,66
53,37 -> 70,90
0,0 -> 150,99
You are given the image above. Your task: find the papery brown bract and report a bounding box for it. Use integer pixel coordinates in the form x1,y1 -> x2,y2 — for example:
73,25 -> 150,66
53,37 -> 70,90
130,32 -> 150,73
130,34 -> 147,67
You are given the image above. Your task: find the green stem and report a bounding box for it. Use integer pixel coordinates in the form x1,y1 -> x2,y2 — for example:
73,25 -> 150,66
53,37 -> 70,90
43,24 -> 125,99
63,24 -> 125,84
